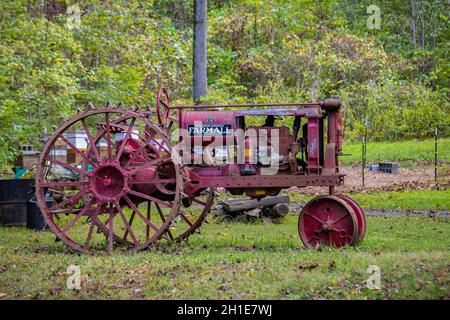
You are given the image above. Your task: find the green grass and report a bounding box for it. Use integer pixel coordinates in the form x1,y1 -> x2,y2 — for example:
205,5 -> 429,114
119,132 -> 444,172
341,138 -> 450,166
288,189 -> 450,211
0,214 -> 449,300
0,138 -> 449,299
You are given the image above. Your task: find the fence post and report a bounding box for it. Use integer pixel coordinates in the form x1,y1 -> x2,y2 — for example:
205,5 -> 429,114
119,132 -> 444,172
361,118 -> 368,188
362,136 -> 366,187
434,127 -> 438,182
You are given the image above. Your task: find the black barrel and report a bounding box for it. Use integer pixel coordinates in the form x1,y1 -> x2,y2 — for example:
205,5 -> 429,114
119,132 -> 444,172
27,195 -> 52,231
0,179 -> 34,226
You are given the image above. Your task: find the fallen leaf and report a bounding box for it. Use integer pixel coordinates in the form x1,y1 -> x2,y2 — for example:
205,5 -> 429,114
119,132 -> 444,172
50,287 -> 62,295
298,262 -> 319,270
328,261 -> 336,271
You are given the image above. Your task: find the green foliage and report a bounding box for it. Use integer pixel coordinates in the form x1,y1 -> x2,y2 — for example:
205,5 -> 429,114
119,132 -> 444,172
0,0 -> 448,165
341,80 -> 449,141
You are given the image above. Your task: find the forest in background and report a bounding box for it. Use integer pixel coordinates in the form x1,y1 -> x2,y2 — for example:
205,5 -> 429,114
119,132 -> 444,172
0,0 -> 448,165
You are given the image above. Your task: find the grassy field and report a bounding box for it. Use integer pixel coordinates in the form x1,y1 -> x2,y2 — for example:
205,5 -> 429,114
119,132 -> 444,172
287,189 -> 450,212
0,138 -> 449,300
0,213 -> 449,300
341,138 -> 450,166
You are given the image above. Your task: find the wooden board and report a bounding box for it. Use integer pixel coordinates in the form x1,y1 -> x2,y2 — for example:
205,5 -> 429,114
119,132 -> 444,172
222,195 -> 289,212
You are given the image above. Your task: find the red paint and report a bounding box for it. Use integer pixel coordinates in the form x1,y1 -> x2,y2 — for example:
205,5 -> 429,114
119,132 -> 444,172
35,90 -> 366,253
299,195 -> 357,249
336,195 -> 366,244
307,117 -> 319,172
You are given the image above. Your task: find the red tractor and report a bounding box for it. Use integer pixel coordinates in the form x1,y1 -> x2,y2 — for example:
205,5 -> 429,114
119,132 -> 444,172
35,88 -> 366,253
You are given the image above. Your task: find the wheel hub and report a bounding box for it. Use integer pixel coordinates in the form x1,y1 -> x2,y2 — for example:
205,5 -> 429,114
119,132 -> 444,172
90,164 -> 126,200
321,222 -> 331,231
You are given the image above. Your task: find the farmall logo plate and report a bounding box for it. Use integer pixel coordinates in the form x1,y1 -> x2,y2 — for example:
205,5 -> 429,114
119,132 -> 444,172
187,124 -> 232,136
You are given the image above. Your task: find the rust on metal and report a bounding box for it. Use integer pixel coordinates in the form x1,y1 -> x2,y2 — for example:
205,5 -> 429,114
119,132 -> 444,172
35,88 -> 365,253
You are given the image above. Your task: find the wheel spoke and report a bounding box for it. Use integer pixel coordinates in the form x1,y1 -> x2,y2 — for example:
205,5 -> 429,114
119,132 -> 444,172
178,210 -> 193,227
85,206 -> 101,249
303,212 -> 324,224
115,118 -> 136,161
59,135 -> 98,168
41,181 -> 87,188
127,157 -> 167,176
105,112 -> 113,161
81,118 -> 102,162
127,189 -> 172,208
44,156 -> 87,175
330,212 -> 350,226
84,219 -> 97,249
136,133 -> 161,160
143,130 -> 170,153
124,134 -> 153,167
51,200 -> 82,216
154,203 -> 174,240
61,201 -> 94,234
47,189 -> 87,214
159,99 -> 169,108
115,201 -> 139,246
192,198 -> 207,206
102,210 -> 113,230
123,194 -> 161,233
146,201 -> 151,240
108,203 -> 114,254
123,211 -> 136,241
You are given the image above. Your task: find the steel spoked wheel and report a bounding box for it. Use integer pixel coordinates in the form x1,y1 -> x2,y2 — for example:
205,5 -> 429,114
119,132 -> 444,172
98,168 -> 215,245
298,195 -> 358,249
336,195 -> 366,244
156,87 -> 177,131
35,108 -> 182,253
166,187 -> 215,241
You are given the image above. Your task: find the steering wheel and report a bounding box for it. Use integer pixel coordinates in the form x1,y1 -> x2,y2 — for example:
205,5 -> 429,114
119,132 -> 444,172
156,88 -> 177,131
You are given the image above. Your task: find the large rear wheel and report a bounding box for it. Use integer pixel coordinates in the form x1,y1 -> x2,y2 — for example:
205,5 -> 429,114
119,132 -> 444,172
35,108 -> 182,253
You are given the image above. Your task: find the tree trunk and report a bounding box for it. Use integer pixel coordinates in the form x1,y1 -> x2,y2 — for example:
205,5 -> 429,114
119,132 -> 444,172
193,0 -> 208,106
419,10 -> 425,49
432,8 -> 437,48
253,5 -> 258,46
410,0 -> 416,47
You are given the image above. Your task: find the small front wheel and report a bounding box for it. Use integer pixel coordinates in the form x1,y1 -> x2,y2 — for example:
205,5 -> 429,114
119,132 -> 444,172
298,195 -> 359,249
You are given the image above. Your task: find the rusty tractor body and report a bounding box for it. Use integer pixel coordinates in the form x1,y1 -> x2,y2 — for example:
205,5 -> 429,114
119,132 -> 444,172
35,88 -> 366,253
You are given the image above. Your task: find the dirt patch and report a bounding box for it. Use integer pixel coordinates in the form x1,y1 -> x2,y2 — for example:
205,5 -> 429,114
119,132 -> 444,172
291,166 -> 449,195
